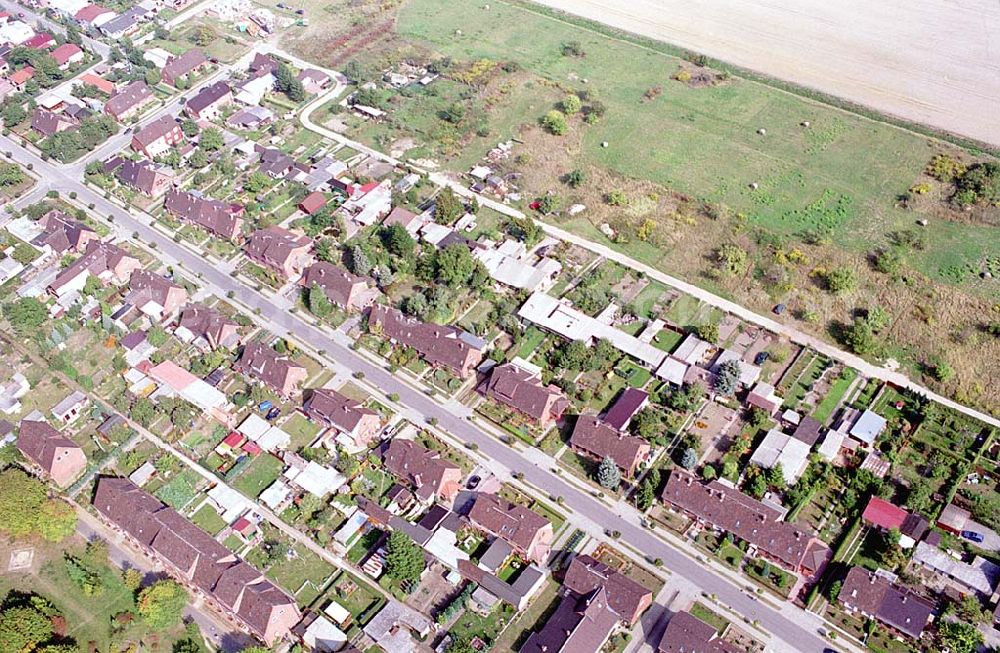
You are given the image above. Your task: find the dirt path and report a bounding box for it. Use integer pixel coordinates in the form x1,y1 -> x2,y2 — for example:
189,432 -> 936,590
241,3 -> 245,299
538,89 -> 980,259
529,0 -> 1000,147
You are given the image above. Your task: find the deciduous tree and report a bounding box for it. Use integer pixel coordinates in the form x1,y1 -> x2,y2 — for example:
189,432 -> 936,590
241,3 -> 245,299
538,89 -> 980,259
137,580 -> 188,630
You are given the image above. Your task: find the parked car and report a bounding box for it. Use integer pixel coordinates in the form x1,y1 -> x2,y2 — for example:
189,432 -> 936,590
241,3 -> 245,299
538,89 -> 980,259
265,407 -> 281,421
754,351 -> 770,366
258,400 -> 273,412
773,303 -> 786,315
961,530 -> 985,543
467,475 -> 481,489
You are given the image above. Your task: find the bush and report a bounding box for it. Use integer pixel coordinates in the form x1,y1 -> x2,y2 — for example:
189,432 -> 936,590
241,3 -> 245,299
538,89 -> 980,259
926,153 -> 966,182
541,110 -> 568,135
823,267 -> 857,294
605,189 -> 628,206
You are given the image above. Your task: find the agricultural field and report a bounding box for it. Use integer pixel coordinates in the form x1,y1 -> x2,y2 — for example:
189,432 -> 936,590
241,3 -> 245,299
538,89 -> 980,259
302,0 -> 1000,414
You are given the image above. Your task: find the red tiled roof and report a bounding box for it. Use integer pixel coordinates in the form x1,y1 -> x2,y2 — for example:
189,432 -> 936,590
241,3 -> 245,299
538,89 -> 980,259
298,191 -> 326,214
51,43 -> 82,66
862,497 -> 908,530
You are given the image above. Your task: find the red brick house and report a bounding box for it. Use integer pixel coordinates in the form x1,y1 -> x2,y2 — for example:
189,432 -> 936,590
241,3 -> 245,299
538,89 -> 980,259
131,115 -> 184,158
175,303 -> 241,350
243,227 -> 313,280
17,419 -> 87,488
569,415 -> 650,478
477,363 -> 568,428
468,493 -> 553,566
164,189 -> 245,241
302,388 -> 380,448
125,269 -> 188,323
161,48 -> 208,87
300,262 -> 373,312
382,438 -> 462,503
234,341 -> 307,398
105,80 -> 154,121
48,241 -> 141,297
32,210 -> 98,254
368,305 -> 485,379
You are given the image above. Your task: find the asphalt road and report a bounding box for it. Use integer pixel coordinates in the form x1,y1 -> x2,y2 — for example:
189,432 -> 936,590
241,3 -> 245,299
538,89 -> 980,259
0,134 -> 842,653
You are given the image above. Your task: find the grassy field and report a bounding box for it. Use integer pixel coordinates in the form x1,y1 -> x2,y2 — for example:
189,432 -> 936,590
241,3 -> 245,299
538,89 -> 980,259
232,454 -> 285,499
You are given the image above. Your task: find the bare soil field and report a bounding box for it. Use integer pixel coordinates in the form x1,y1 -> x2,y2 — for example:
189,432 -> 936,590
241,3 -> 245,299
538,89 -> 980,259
532,0 -> 1000,147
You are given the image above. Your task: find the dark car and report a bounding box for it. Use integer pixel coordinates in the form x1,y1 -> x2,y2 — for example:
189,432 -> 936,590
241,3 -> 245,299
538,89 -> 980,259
265,407 -> 281,421
466,475 -> 481,489
754,351 -> 770,366
773,303 -> 786,315
961,530 -> 985,543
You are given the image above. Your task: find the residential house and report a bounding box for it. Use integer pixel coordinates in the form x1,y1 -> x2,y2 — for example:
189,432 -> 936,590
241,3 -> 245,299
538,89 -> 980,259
226,105 -> 273,129
124,270 -> 188,323
382,437 -> 462,503
185,81 -> 233,121
368,305 -> 485,379
473,239 -> 562,292
31,209 -> 98,254
99,6 -> 145,38
456,559 -> 547,612
748,429 -> 812,485
746,382 -> 783,416
92,477 -> 300,645
477,362 -> 569,428
256,146 -> 295,178
9,66 -> 35,92
234,341 -> 307,398
49,241 -> 141,297
131,114 -> 184,158
563,554 -> 653,626
161,48 -> 208,87
50,43 -> 83,69
299,262 -> 373,312
297,68 -> 330,94
298,191 -> 326,215
104,80 -> 154,121
849,409 -> 887,446
77,72 -> 115,95
22,33 -> 55,49
791,416 -> 824,447
520,586 -> 619,653
302,388 -> 380,449
234,73 -> 274,106
468,493 -> 553,565
661,469 -> 831,579
243,226 -> 313,280
382,205 -> 423,236
163,189 -> 245,241
570,416 -> 650,478
603,388 -> 648,432
74,3 -> 116,28
657,611 -> 742,653
861,496 -> 929,548
0,20 -> 35,46
147,361 -> 232,425
174,303 -> 240,350
17,419 -> 87,487
913,539 -> 1000,597
112,158 -> 175,197
338,179 -> 392,227
31,108 -> 78,136
839,566 -> 934,640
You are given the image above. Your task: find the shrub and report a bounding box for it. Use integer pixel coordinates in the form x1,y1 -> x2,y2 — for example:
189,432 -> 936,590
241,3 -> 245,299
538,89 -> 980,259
561,94 -> 582,114
926,154 -> 966,182
605,190 -> 628,206
674,68 -> 692,83
823,267 -> 857,294
541,110 -> 568,136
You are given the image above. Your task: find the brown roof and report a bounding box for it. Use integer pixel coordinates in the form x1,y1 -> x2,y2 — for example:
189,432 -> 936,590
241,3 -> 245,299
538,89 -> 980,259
564,554 -> 652,626
132,115 -> 181,148
51,241 -> 138,293
657,611 -> 741,653
300,262 -> 368,309
369,305 -> 485,378
115,159 -> 172,195
520,587 -> 619,653
105,80 -> 153,118
31,108 -> 77,136
792,416 -> 824,447
382,205 -> 420,230
570,416 -> 650,474
478,363 -> 568,424
244,226 -> 311,270
164,189 -> 244,240
248,52 -> 279,76
603,388 -> 648,431
298,191 -> 326,214
840,567 -> 933,639
468,493 -> 550,553
92,477 -> 299,642
32,210 -> 95,253
125,269 -> 186,310
662,469 -> 831,573
302,388 -> 376,432
16,419 -> 82,476
382,438 -> 460,501
186,81 -> 231,115
235,341 -> 306,395
177,303 -> 239,349
162,48 -> 208,84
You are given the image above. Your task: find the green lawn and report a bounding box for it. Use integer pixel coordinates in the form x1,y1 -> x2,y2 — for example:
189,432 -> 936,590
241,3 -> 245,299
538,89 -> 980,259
812,367 -> 857,424
191,503 -> 228,536
231,454 -> 285,499
265,545 -> 337,606
689,602 -> 729,635
282,412 -> 323,450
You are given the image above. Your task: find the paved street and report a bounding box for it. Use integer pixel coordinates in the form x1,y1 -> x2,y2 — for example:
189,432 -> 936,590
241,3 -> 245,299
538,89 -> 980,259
0,133 -> 851,653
